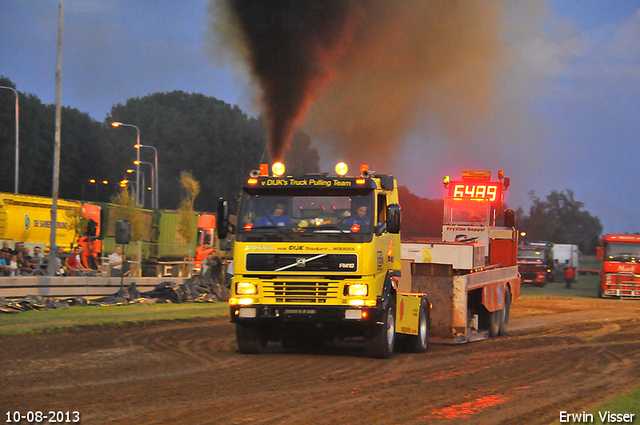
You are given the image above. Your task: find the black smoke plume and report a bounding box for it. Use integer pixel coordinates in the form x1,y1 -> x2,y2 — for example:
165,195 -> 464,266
215,0 -> 357,162
211,0 -> 520,166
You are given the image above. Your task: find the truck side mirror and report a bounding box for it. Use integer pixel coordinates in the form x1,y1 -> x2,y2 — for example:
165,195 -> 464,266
596,246 -> 603,260
504,209 -> 515,228
217,198 -> 229,240
386,204 -> 401,234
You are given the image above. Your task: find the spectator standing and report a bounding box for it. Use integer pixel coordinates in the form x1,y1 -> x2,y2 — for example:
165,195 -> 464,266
6,253 -> 18,276
201,250 -> 216,277
564,266 -> 576,289
82,243 -> 102,275
33,246 -> 45,259
66,246 -> 93,276
23,247 -> 32,263
109,246 -> 125,277
13,242 -> 25,255
16,251 -> 34,275
0,250 -> 11,276
1,241 -> 12,255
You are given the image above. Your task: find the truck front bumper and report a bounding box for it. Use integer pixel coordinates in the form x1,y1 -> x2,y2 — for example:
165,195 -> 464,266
230,303 -> 385,325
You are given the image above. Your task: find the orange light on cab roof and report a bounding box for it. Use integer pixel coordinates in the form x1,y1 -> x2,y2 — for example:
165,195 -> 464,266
272,162 -> 285,176
335,162 -> 348,176
248,178 -> 258,185
356,179 -> 365,185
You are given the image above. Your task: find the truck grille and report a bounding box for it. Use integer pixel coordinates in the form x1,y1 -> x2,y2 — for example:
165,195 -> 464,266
262,281 -> 341,304
605,273 -> 640,297
521,272 -> 538,280
246,253 -> 357,273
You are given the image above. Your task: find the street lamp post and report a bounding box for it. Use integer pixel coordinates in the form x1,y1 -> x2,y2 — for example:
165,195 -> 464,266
136,144 -> 158,209
86,178 -> 109,201
111,122 -> 141,206
0,85 -> 19,194
134,160 -> 155,209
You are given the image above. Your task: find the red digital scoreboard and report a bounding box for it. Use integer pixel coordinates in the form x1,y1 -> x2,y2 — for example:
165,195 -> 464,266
448,181 -> 503,203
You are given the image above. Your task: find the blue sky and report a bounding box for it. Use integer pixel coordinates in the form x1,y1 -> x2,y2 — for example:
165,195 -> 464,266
1,0 -> 639,234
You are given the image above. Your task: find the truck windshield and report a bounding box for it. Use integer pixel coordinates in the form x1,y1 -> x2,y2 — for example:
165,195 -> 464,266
237,190 -> 374,242
604,243 -> 640,262
443,197 -> 490,225
518,248 -> 545,261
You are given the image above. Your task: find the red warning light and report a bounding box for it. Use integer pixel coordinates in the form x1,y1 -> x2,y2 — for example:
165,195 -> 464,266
244,223 -> 254,231
350,224 -> 360,232
259,164 -> 269,176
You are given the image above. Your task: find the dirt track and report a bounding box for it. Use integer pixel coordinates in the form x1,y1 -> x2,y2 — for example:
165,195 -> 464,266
2,297 -> 640,425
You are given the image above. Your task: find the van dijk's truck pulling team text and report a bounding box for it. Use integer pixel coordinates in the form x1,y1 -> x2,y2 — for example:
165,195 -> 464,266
218,163 -> 521,358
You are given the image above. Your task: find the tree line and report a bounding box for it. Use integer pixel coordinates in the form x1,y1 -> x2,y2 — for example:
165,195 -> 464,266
0,76 -> 318,213
516,190 -> 602,255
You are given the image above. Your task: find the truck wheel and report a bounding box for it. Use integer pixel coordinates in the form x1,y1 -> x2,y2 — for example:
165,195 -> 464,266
489,310 -> 502,337
498,289 -> 511,336
479,305 -> 502,337
365,296 -> 396,359
236,323 -> 267,354
404,299 -> 429,353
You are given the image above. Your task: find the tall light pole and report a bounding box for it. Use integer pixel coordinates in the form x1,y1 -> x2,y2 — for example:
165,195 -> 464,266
126,169 -> 145,208
111,122 -> 141,206
134,160 -> 155,208
136,144 -> 158,209
0,85 -> 19,194
48,0 -> 64,276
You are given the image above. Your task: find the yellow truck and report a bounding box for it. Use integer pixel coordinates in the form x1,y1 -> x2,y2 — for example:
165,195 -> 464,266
0,192 -> 85,251
218,162 -> 430,358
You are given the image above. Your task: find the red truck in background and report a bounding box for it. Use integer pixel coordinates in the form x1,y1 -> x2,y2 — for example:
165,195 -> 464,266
597,234 -> 640,298
518,241 -> 554,287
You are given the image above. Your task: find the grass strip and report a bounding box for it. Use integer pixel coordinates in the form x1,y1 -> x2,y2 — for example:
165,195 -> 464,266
0,302 -> 230,335
520,274 -> 600,299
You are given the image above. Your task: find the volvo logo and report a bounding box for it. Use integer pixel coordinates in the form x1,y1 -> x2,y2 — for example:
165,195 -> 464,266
296,258 -> 306,267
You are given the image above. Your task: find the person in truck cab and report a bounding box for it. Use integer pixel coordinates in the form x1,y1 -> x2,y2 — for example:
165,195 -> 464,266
255,202 -> 292,227
345,205 -> 370,227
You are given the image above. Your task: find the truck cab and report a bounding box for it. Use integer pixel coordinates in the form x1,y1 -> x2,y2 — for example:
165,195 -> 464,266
518,242 -> 554,286
597,234 -> 640,298
218,162 -> 427,358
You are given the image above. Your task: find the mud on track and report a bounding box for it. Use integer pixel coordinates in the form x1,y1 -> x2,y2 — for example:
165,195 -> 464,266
2,298 -> 639,424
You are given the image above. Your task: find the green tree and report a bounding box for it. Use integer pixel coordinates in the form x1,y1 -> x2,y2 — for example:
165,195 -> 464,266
177,171 -> 200,247
1,78 -> 320,211
398,186 -> 443,239
0,76 -> 107,200
110,187 -> 145,242
518,189 -> 602,254
65,203 -> 85,241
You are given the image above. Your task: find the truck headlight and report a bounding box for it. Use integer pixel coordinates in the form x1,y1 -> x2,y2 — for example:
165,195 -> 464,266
348,284 -> 368,297
236,282 -> 257,295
